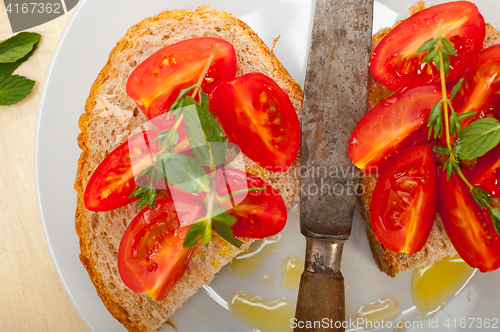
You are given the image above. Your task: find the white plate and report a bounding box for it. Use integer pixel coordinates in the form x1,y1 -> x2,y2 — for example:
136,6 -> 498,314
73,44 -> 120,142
35,0 -> 500,331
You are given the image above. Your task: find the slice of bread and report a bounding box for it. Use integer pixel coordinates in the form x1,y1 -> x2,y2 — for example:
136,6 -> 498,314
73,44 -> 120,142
359,1 -> 500,277
74,7 -> 303,332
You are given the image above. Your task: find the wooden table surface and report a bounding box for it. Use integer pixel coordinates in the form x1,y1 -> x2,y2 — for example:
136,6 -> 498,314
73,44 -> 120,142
0,3 -> 89,332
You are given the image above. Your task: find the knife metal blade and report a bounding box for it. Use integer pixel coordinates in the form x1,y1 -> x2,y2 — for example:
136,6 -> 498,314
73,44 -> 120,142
295,0 -> 374,330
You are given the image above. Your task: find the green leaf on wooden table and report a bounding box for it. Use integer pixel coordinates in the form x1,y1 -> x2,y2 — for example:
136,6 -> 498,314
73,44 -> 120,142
453,118 -> 500,160
0,40 -> 39,77
0,32 -> 40,63
0,75 -> 34,105
158,152 -> 210,193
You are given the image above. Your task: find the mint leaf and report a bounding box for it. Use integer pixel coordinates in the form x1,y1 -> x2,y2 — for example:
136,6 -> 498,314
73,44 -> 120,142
0,75 -> 34,105
0,32 -> 40,63
453,118 -> 500,160
183,221 -> 207,247
158,152 -> 210,193
489,208 -> 500,237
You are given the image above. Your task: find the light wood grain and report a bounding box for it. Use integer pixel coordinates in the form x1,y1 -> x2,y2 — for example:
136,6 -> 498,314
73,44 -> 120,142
0,3 -> 89,332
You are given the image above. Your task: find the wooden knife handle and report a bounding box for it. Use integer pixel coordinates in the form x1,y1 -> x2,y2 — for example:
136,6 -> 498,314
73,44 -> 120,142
294,270 -> 345,332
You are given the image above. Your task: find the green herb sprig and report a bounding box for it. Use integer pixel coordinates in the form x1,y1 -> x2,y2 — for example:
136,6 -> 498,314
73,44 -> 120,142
0,32 -> 40,105
418,21 -> 500,235
128,46 -> 264,248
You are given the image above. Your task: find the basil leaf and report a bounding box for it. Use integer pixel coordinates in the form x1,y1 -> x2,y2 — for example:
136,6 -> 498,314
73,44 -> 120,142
202,225 -> 212,246
428,101 -> 443,139
129,185 -> 157,210
489,208 -> 500,237
0,75 -> 34,105
212,217 -> 242,248
0,40 -> 38,77
176,95 -> 198,110
183,221 -> 206,248
471,187 -> 493,209
442,53 -> 450,76
158,152 -> 210,193
449,111 -> 460,137
200,90 -> 210,111
183,104 -> 226,167
433,146 -> 451,155
213,210 -> 238,227
416,37 -> 437,54
443,158 -> 460,180
422,46 -> 438,65
441,38 -> 457,56
453,118 -> 500,160
0,32 -> 40,63
169,86 -> 196,111
458,112 -> 477,121
450,78 -> 464,100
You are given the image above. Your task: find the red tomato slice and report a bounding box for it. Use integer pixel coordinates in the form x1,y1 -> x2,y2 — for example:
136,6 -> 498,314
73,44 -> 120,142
349,86 -> 442,174
371,1 -> 485,92
214,167 -> 287,238
167,166 -> 286,238
117,197 -> 204,300
437,170 -> 500,272
452,44 -> 500,128
370,145 -> 437,254
84,116 -> 188,211
470,144 -> 500,197
126,37 -> 237,120
212,73 -> 300,172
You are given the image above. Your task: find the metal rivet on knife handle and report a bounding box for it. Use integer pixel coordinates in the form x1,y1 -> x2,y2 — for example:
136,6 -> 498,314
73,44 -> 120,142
295,0 -> 374,331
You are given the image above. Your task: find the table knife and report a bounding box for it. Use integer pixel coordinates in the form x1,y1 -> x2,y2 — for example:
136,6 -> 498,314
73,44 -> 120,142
294,0 -> 374,331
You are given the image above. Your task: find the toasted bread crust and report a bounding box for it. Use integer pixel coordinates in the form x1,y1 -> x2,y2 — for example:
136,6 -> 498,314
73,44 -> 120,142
360,1 -> 500,277
74,8 -> 303,332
